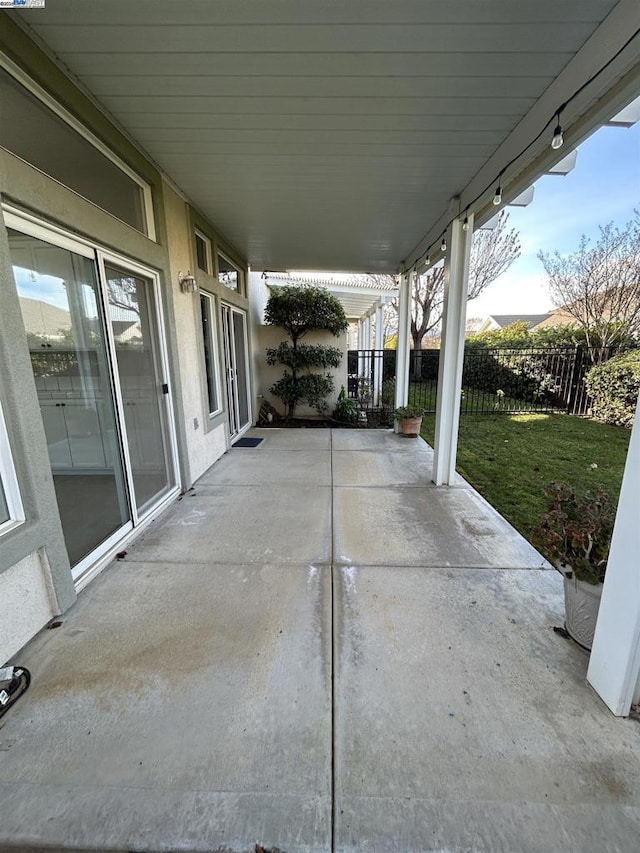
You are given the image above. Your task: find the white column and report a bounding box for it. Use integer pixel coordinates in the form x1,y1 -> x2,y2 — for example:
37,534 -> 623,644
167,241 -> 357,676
373,301 -> 384,404
357,318 -> 365,377
587,393 -> 640,715
394,271 -> 412,410
432,214 -> 474,485
362,314 -> 372,395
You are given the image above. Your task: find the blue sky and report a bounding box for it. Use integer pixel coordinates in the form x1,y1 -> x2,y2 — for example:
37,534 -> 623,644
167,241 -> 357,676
469,119 -> 640,320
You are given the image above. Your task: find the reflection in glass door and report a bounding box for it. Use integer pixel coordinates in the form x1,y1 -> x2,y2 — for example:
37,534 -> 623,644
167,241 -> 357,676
221,304 -> 250,439
103,263 -> 175,518
9,229 -> 131,567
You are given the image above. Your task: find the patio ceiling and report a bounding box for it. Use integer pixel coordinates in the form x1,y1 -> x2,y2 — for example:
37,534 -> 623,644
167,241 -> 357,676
15,0 -> 640,272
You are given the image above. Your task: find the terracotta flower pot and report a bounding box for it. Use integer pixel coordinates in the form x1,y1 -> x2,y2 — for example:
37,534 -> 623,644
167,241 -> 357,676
398,416 -> 422,437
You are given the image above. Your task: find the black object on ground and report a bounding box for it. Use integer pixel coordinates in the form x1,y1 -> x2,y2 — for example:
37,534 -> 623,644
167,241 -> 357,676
0,666 -> 31,721
234,437 -> 264,448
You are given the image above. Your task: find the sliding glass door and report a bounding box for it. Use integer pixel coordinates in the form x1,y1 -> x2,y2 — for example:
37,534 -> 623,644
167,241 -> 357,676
103,263 -> 175,518
7,216 -> 178,577
8,229 -> 131,567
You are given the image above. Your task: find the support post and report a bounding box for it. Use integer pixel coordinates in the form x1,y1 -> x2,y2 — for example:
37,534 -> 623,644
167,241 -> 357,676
357,318 -> 365,377
587,393 -> 640,715
432,214 -> 474,485
394,271 -> 412,410
373,301 -> 384,405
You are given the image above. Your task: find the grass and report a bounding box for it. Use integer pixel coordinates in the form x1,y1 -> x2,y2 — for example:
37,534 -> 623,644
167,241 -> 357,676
420,412 -> 631,542
409,381 -> 560,415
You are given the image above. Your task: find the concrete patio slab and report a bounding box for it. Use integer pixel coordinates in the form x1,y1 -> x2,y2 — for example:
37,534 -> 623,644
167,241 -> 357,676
0,558 -> 331,852
128,486 -> 332,565
334,485 -> 548,568
334,565 -> 640,852
2,427 -> 637,853
246,427 -> 331,451
198,448 -> 331,487
332,448 -> 469,488
331,428 -> 419,452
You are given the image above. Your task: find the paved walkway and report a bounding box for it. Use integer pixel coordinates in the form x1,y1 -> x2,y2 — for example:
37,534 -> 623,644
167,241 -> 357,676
1,430 -> 639,852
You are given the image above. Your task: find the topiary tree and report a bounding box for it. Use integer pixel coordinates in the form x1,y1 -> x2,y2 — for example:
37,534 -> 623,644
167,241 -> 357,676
265,285 -> 348,418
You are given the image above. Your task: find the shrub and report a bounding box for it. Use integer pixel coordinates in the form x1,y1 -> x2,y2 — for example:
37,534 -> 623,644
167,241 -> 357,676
332,386 -> 359,423
584,349 -> 640,427
530,482 -> 615,584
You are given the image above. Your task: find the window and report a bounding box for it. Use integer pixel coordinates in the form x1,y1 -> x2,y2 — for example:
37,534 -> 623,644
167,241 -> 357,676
0,402 -> 25,537
195,231 -> 211,273
199,293 -> 220,416
217,253 -> 242,293
0,61 -> 153,237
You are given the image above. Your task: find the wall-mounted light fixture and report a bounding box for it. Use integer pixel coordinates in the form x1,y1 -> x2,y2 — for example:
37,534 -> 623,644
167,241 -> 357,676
178,270 -> 197,293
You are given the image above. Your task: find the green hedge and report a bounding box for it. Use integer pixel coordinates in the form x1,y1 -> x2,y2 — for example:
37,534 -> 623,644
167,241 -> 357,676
585,349 -> 640,427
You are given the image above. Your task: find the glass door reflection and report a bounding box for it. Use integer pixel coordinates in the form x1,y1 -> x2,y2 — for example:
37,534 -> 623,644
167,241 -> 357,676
9,229 -> 130,567
103,264 -> 175,517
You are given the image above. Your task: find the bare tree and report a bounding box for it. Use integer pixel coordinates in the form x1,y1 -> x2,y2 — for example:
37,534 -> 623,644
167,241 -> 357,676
538,212 -> 640,350
349,211 -> 519,349
405,210 -> 520,348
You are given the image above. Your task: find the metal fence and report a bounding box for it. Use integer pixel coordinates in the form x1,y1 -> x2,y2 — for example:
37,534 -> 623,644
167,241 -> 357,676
347,345 -> 624,417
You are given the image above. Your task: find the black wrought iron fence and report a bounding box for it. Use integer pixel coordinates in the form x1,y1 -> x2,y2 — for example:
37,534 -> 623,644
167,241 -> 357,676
347,346 -> 623,417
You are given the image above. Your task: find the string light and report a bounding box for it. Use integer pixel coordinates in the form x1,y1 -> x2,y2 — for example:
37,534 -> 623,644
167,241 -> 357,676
425,254 -> 430,266
462,209 -> 470,231
440,234 -> 447,252
551,113 -> 564,150
398,26 -> 639,274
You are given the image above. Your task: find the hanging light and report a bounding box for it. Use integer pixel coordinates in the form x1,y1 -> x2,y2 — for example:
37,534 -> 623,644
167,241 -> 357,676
425,254 -> 430,266
440,234 -> 447,252
551,113 -> 564,150
493,184 -> 502,206
462,210 -> 470,231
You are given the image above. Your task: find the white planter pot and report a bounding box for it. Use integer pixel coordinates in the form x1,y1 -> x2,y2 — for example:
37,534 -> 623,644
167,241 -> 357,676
563,574 -> 603,651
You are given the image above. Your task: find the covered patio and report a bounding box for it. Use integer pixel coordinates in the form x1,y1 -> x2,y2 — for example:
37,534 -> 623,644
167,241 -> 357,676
2,429 -> 639,852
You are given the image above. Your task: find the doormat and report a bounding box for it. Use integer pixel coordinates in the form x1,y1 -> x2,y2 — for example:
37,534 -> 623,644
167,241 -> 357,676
234,437 -> 264,448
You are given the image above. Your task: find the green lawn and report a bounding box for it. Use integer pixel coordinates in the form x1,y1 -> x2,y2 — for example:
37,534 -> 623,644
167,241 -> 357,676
420,412 -> 631,542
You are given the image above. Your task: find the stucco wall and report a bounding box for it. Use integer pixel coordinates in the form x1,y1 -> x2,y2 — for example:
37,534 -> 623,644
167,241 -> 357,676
162,182 -> 229,483
0,550 -> 56,664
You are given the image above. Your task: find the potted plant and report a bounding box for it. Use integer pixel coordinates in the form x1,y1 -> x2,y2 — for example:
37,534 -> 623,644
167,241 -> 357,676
394,405 -> 425,438
332,385 -> 359,424
531,482 -> 615,650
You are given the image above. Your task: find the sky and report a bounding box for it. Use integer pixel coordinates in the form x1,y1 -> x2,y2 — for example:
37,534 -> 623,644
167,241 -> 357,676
468,119 -> 640,320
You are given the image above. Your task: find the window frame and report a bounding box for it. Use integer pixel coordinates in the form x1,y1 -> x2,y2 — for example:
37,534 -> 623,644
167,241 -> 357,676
199,290 -> 222,420
0,52 -> 155,240
0,401 -> 25,538
194,229 -> 212,274
216,250 -> 244,294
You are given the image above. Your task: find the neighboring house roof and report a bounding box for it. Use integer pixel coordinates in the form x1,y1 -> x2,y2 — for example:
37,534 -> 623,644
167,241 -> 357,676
486,313 -> 552,329
533,308 -> 578,329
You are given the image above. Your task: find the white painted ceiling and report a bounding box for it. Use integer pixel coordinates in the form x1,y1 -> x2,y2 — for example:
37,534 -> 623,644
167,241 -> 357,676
18,0 -> 625,272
